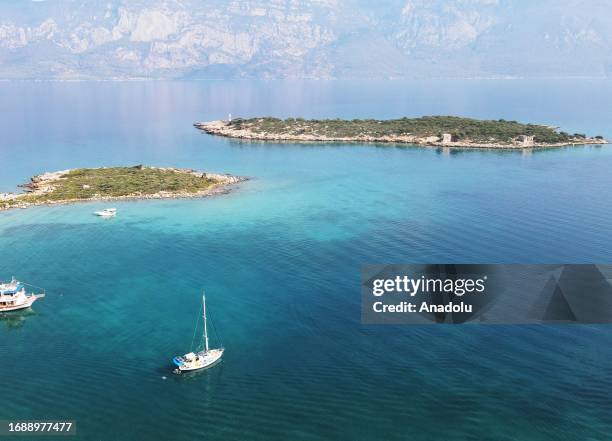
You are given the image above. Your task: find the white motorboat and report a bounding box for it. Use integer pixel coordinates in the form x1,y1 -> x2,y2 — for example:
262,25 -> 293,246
94,208 -> 117,217
173,294 -> 224,373
0,277 -> 45,312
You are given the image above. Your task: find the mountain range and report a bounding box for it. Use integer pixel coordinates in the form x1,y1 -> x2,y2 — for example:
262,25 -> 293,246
1,0 -> 611,79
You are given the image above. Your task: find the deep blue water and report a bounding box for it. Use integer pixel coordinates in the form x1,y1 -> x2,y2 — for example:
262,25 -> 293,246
1,80 -> 612,440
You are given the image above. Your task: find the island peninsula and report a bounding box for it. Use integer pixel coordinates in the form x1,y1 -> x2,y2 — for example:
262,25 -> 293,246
0,165 -> 244,211
195,116 -> 607,149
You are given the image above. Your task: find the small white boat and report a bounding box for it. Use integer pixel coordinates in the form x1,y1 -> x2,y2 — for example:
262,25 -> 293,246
0,277 -> 45,312
94,208 -> 117,217
173,294 -> 224,373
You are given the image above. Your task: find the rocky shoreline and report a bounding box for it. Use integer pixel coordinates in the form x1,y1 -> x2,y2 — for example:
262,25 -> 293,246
195,120 -> 608,149
0,166 -> 247,212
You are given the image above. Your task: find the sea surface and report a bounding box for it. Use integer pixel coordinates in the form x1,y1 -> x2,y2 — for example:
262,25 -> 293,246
1,80 -> 612,440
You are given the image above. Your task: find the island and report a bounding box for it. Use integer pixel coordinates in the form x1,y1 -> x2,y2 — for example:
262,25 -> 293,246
0,165 -> 245,211
195,116 -> 607,149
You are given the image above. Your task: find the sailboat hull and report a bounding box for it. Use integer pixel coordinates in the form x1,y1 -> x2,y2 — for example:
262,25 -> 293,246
174,348 -> 224,373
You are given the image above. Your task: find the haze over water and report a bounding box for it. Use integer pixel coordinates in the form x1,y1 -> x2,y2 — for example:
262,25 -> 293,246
1,80 -> 612,440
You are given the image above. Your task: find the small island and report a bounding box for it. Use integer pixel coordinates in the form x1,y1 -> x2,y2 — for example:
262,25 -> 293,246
0,165 -> 245,211
195,116 -> 607,149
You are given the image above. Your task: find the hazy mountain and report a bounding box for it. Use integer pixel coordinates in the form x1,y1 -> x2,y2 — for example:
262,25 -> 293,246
1,0 -> 611,79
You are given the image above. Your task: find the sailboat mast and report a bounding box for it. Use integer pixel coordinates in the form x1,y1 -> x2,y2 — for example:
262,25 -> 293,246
202,293 -> 209,352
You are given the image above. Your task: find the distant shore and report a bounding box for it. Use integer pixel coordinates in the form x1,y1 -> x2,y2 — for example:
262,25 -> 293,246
195,116 -> 607,149
0,166 -> 246,212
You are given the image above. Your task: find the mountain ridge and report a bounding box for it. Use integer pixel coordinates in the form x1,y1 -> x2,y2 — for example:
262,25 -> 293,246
1,0 -> 611,80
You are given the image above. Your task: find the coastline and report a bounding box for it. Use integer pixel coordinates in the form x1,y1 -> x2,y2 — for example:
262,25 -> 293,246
195,120 -> 608,149
0,166 -> 247,212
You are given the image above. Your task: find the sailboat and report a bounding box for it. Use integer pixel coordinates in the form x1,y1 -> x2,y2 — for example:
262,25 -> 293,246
172,294 -> 224,373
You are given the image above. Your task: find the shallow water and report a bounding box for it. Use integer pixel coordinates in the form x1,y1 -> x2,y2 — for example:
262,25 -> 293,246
1,80 -> 612,440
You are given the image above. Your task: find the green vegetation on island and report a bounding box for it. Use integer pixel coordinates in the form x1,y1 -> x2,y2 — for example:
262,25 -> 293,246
196,116 -> 606,148
236,116 -> 572,142
1,166 -> 243,210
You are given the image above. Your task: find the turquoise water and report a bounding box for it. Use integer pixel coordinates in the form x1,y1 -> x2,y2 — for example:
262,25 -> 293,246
1,80 -> 612,440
